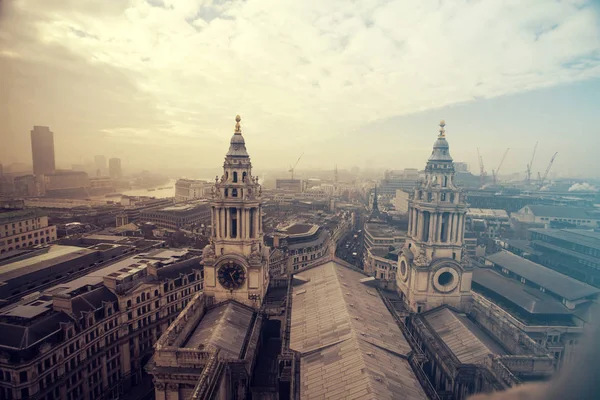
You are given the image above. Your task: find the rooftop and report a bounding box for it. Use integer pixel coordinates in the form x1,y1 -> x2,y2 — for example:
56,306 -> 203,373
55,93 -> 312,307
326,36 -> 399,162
423,306 -> 506,364
522,205 -> 599,219
290,261 -> 427,400
184,301 -> 255,358
472,268 -> 572,315
0,310 -> 72,350
365,222 -> 406,239
43,248 -> 189,297
278,223 -> 318,236
158,201 -> 209,213
466,208 -> 510,219
0,245 -> 95,283
486,251 -> 600,301
0,208 -> 46,224
529,228 -> 600,251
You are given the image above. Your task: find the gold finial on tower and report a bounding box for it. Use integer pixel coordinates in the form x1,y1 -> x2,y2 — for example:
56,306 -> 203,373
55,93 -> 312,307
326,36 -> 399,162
438,120 -> 446,137
234,115 -> 242,134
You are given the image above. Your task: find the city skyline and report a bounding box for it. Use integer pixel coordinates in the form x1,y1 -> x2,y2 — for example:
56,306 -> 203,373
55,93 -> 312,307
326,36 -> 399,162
1,0 -> 600,177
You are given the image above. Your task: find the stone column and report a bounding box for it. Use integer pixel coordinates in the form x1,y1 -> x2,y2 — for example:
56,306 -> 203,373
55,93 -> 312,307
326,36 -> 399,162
428,212 -> 435,243
417,210 -> 424,241
452,213 -> 458,243
258,206 -> 262,234
414,210 -> 419,239
457,214 -> 464,244
220,208 -> 225,239
211,208 -> 216,237
254,207 -> 259,237
414,208 -> 419,237
408,208 -> 413,236
246,209 -> 251,239
236,208 -> 241,239
227,208 -> 231,239
241,209 -> 246,239
449,213 -> 455,243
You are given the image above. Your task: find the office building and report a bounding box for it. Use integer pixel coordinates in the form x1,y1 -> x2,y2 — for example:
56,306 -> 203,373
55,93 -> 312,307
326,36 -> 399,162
94,156 -> 107,177
265,223 -> 331,275
0,247 -> 202,400
139,201 -> 211,230
108,158 -> 122,179
528,228 -> 600,287
379,168 -> 420,198
473,250 -> 599,368
0,208 -> 57,255
174,179 -> 212,202
511,205 -> 600,229
31,126 -> 56,176
275,179 -> 303,193
44,171 -> 90,198
466,208 -> 510,238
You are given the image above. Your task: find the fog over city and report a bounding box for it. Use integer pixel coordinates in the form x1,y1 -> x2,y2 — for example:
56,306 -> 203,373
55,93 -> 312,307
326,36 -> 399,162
1,0 -> 600,177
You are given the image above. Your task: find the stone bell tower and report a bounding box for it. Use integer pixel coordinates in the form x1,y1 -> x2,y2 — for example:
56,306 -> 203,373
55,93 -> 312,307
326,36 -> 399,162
396,121 -> 472,313
202,115 -> 269,308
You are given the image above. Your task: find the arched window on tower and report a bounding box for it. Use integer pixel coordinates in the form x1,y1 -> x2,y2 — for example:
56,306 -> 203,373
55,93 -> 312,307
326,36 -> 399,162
242,172 -> 247,182
443,176 -> 448,187
224,188 -> 229,197
232,188 -> 238,197
233,172 -> 238,183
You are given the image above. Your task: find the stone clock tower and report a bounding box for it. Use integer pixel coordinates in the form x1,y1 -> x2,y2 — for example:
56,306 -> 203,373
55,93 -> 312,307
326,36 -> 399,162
202,115 -> 269,308
396,121 -> 472,313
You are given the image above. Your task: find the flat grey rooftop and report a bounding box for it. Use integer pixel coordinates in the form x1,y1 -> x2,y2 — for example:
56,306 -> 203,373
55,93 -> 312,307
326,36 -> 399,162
0,245 -> 94,283
473,269 -> 572,315
423,306 -> 506,364
524,205 -> 598,219
290,261 -> 426,400
529,228 -> 600,251
184,301 -> 254,359
486,251 -> 600,301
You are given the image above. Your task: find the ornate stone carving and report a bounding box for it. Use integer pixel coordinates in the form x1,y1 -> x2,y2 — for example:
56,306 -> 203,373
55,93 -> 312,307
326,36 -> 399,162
248,242 -> 262,264
203,243 -> 216,262
167,383 -> 179,391
414,248 -> 429,267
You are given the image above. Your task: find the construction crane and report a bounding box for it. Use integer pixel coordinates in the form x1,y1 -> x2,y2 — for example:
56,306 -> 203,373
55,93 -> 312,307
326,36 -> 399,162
525,141 -> 538,185
289,153 -> 304,180
477,147 -> 487,187
539,152 -> 558,189
492,148 -> 510,185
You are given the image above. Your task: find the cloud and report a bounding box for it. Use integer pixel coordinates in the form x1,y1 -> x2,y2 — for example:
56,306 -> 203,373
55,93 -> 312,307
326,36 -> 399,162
1,0 -> 599,172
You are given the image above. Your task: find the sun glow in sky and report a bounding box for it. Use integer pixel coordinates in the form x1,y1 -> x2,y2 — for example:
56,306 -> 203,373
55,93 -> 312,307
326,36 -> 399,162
1,0 -> 599,176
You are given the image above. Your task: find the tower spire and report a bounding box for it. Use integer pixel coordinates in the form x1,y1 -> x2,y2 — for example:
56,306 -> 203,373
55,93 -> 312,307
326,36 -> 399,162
373,186 -> 379,211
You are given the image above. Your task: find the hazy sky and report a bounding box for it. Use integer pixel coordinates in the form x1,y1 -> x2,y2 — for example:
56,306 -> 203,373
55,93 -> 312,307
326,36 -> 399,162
1,0 -> 600,177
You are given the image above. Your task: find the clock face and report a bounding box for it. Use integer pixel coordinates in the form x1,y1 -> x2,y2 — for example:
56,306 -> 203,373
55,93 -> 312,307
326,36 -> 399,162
217,262 -> 246,290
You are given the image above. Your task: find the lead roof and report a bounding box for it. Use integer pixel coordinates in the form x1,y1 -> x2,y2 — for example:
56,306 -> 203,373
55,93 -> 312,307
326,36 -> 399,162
289,261 -> 427,400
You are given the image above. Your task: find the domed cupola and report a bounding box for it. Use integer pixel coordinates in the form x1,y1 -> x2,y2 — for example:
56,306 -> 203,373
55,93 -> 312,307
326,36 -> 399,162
226,115 -> 250,158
